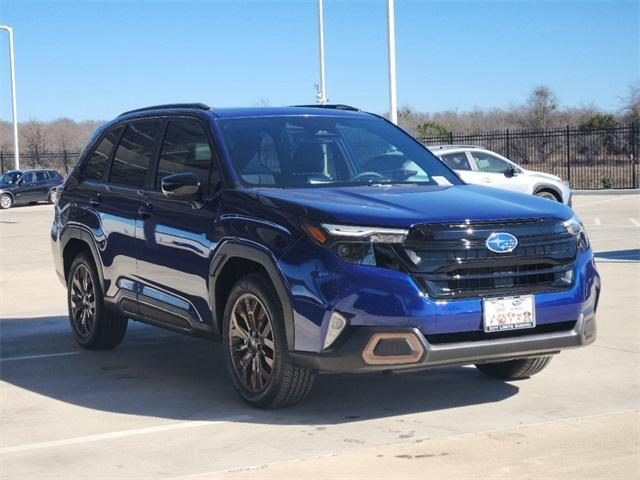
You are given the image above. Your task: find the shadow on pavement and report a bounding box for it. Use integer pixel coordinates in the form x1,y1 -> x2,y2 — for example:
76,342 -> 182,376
594,249 -> 640,262
1,315 -> 519,425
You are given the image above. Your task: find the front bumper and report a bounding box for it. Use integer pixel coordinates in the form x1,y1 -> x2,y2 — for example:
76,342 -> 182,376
290,310 -> 596,373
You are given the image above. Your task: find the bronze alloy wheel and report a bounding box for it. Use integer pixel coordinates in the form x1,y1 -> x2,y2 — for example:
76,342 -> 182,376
69,264 -> 96,338
228,293 -> 275,393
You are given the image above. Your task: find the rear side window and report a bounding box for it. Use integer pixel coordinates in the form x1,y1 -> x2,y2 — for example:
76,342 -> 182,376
83,129 -> 120,181
35,171 -> 47,182
110,121 -> 160,188
155,120 -> 216,193
441,152 -> 471,171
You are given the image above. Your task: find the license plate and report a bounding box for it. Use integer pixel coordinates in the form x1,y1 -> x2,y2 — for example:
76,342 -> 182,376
483,295 -> 536,333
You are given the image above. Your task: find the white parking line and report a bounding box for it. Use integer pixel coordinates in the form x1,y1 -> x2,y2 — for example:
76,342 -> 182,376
0,351 -> 81,363
0,415 -> 252,455
629,218 -> 640,227
594,218 -> 602,226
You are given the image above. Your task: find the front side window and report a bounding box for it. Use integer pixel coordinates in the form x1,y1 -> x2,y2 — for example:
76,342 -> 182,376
110,121 -> 160,188
83,128 -> 121,181
217,116 -> 460,188
156,120 -> 216,193
21,172 -> 36,183
440,152 -> 471,171
471,151 -> 510,173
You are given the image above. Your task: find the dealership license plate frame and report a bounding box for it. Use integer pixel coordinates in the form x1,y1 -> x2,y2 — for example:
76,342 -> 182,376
483,295 -> 536,333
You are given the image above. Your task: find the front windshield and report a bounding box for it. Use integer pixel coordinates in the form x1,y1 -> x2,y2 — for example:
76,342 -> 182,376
217,116 -> 461,188
0,171 -> 21,184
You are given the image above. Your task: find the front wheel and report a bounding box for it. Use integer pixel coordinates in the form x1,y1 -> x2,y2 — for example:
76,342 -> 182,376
475,356 -> 553,380
535,191 -> 560,202
67,252 -> 128,349
0,194 -> 12,209
223,274 -> 316,408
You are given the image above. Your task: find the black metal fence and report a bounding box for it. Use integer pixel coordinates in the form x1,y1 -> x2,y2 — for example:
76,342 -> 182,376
1,123 -> 638,189
419,123 -> 638,189
0,150 -> 81,176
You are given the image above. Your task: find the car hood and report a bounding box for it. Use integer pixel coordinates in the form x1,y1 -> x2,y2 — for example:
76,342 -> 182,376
0,182 -> 16,190
257,184 -> 573,228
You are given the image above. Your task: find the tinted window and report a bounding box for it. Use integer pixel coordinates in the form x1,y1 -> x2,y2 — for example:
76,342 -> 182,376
35,171 -> 47,182
471,151 -> 510,173
84,129 -> 120,181
22,172 -> 36,183
156,120 -> 215,193
441,152 -> 471,171
218,117 -> 460,188
110,122 -> 160,188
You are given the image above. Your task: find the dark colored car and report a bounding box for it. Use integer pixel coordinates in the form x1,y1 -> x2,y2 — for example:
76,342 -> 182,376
0,169 -> 64,209
51,104 -> 600,408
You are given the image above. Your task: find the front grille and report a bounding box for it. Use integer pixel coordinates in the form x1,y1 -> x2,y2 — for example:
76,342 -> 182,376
399,219 -> 576,299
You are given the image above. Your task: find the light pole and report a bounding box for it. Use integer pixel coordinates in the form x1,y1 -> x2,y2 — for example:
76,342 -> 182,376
0,25 -> 19,170
316,0 -> 327,104
386,0 -> 398,124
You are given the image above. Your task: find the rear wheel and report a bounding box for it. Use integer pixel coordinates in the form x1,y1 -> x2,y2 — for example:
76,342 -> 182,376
0,194 -> 12,209
223,274 -> 316,408
48,189 -> 58,204
475,356 -> 553,380
67,252 -> 128,349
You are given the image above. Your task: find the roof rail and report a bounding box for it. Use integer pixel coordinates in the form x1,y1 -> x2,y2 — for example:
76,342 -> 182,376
427,144 -> 481,150
292,104 -> 360,111
119,103 -> 211,117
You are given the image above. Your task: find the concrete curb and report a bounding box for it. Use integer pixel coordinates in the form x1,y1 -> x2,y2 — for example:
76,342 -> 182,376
572,189 -> 639,195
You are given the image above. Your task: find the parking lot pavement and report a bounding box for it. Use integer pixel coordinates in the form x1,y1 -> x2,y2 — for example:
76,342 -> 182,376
1,194 -> 639,479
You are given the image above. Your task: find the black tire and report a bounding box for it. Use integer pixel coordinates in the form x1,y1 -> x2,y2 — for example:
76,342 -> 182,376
475,356 -> 553,380
222,273 -> 316,408
0,193 -> 12,209
535,190 -> 561,202
67,252 -> 128,349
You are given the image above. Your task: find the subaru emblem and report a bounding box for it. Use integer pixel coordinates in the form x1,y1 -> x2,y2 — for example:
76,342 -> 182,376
486,232 -> 518,253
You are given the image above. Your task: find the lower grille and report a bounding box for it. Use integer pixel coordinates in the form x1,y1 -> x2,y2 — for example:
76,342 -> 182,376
425,321 -> 576,344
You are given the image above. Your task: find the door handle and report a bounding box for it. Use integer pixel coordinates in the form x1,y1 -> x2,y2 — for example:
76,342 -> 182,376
89,194 -> 101,207
137,203 -> 153,219
482,177 -> 492,183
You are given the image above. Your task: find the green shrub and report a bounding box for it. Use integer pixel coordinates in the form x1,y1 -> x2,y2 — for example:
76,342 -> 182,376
600,176 -> 613,189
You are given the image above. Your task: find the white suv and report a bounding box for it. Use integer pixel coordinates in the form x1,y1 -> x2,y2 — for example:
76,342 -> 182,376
429,145 -> 572,205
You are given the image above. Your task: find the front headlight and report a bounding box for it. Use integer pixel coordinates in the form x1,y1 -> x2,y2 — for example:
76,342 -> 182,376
304,223 -> 408,265
563,215 -> 590,251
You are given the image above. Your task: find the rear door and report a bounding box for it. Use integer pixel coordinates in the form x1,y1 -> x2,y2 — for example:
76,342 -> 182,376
98,120 -> 162,310
33,171 -> 50,201
136,117 -> 221,330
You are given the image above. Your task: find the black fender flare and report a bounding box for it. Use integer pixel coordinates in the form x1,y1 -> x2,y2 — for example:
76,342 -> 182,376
209,240 -> 295,350
60,225 -> 106,292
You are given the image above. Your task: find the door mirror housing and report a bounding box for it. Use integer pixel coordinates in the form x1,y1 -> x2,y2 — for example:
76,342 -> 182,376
504,167 -> 517,178
161,172 -> 202,200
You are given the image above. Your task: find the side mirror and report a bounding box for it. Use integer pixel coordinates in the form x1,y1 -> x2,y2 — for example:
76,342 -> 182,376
504,167 -> 517,178
161,172 -> 202,200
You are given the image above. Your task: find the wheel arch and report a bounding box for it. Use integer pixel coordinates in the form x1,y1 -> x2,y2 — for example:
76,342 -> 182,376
533,184 -> 562,202
60,227 -> 105,292
210,241 -> 295,350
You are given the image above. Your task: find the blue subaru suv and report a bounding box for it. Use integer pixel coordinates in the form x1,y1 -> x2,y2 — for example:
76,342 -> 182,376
51,103 -> 600,408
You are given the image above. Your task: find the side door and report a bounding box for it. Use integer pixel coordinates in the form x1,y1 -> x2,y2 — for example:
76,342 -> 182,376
98,120 -> 162,310
14,171 -> 38,203
33,171 -> 50,201
135,118 -> 221,332
469,150 -> 530,194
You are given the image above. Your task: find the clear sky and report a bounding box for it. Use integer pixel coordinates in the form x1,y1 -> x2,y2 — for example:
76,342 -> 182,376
0,0 -> 637,121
